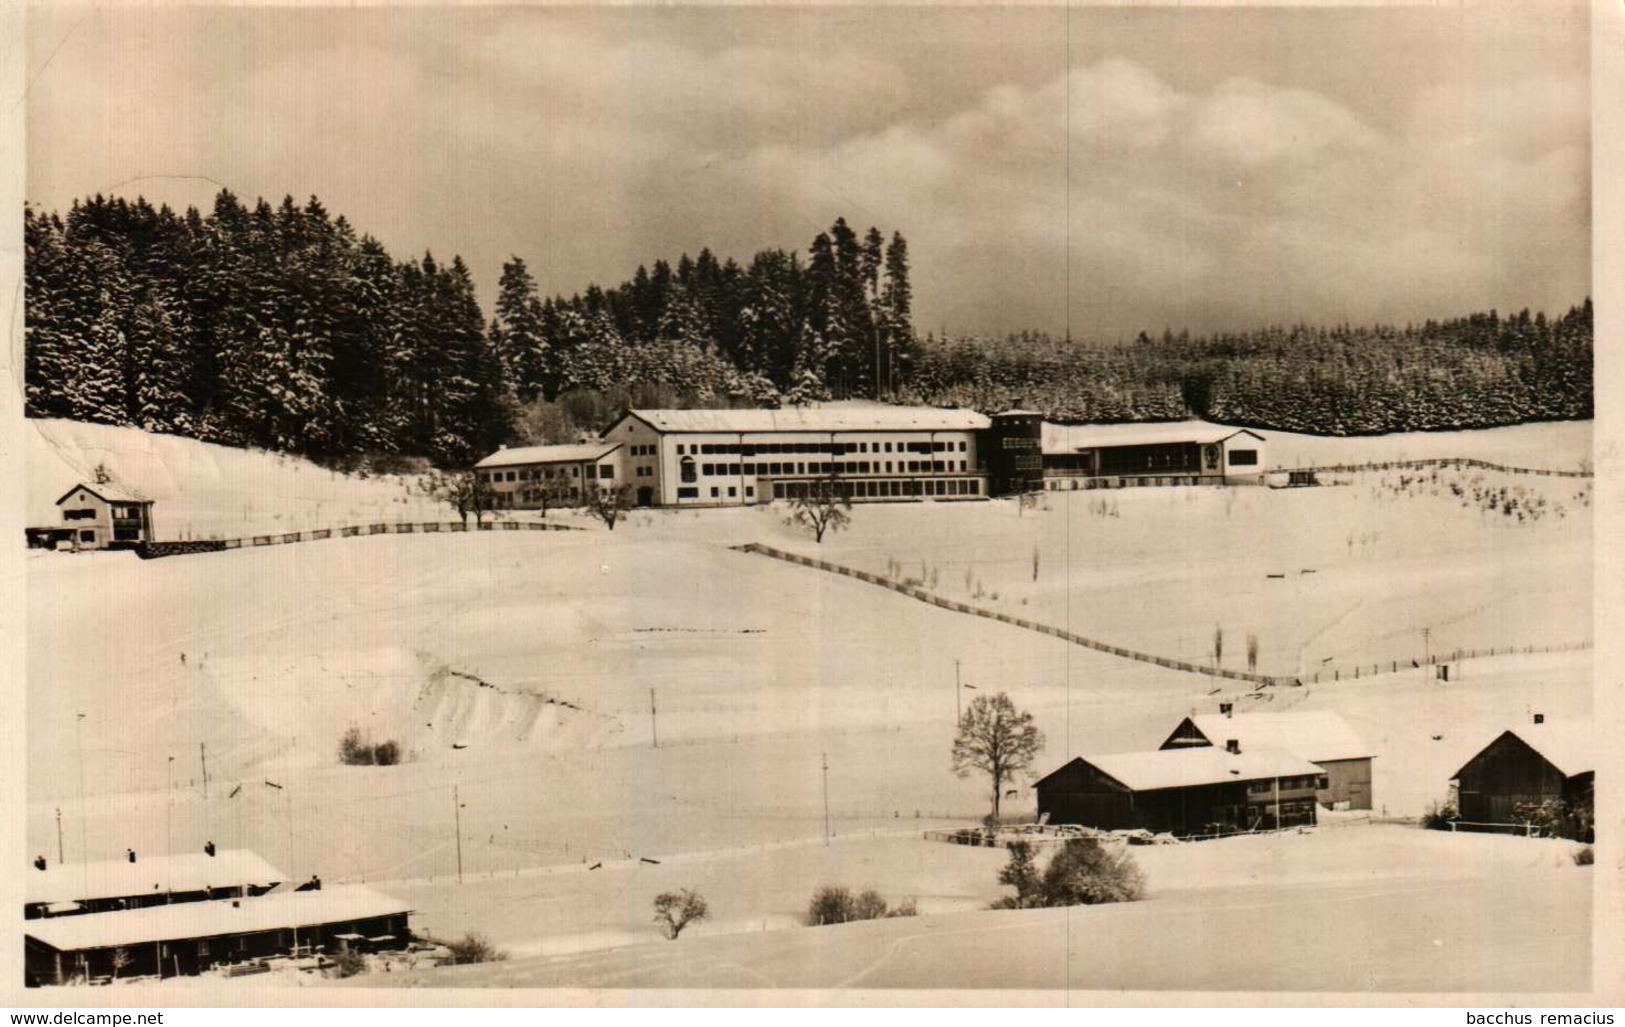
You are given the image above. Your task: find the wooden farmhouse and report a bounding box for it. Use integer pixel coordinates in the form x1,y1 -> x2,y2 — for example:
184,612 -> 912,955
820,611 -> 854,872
1450,721 -> 1592,839
25,884 -> 411,985
1160,710 -> 1374,810
1035,745 -> 1326,837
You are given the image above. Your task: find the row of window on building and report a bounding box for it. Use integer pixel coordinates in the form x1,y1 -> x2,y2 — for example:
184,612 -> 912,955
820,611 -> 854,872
480,466 -> 612,483
1246,774 -> 1327,795
772,478 -> 982,500
676,440 -> 968,457
690,459 -> 969,479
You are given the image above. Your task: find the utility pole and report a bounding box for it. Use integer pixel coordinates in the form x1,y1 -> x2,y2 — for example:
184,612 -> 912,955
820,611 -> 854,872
821,752 -> 830,846
165,756 -> 174,864
199,742 -> 209,799
1423,627 -> 1432,666
650,688 -> 658,750
955,659 -> 962,722
454,785 -> 465,885
55,807 -> 64,864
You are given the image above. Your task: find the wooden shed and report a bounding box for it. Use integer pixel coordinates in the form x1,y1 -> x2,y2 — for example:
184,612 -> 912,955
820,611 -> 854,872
1161,710 -> 1374,810
1450,723 -> 1592,839
1035,745 -> 1326,837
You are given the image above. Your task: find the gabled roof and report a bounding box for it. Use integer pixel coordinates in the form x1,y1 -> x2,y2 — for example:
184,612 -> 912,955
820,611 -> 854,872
474,443 -> 621,469
1041,421 -> 1264,454
1041,746 -> 1324,793
1453,723 -> 1592,781
25,884 -> 409,953
55,483 -> 152,506
611,403 -> 991,435
1168,711 -> 1373,763
26,849 -> 286,907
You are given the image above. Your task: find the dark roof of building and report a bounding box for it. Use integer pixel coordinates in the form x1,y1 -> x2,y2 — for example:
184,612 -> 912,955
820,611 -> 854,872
1038,747 -> 1324,793
25,885 -> 409,952
612,403 -> 990,434
54,483 -> 153,506
1168,711 -> 1373,763
474,443 -> 622,469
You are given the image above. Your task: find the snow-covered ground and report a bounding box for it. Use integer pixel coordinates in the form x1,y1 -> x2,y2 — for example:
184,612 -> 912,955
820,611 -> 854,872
23,419 -> 1593,988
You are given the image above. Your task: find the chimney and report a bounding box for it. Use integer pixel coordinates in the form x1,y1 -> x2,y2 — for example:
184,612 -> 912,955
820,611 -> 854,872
1225,739 -> 1240,755
1533,712 -> 1545,725
1219,702 -> 1234,718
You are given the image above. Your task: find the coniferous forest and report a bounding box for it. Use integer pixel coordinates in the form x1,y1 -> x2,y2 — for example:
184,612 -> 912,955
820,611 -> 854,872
24,191 -> 1592,468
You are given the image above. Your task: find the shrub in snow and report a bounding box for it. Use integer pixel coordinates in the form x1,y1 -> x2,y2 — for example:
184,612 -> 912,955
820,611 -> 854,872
1573,846 -> 1593,866
994,837 -> 1145,909
1420,801 -> 1457,831
338,727 -> 402,767
442,933 -> 507,965
804,886 -> 909,926
652,888 -> 710,940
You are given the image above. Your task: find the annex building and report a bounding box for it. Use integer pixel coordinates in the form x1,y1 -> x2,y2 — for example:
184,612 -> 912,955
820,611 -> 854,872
474,442 -> 624,510
1160,710 -> 1374,811
1038,421 -> 1268,488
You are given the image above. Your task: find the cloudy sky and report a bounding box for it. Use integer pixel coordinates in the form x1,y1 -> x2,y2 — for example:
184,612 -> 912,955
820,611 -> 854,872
26,4 -> 1590,339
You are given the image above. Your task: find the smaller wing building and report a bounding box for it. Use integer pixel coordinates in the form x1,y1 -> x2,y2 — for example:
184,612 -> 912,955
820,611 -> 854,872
1035,745 -> 1326,836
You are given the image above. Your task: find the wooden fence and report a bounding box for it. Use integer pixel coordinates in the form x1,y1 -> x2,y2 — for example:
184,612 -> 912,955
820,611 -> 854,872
1273,457 -> 1592,479
731,542 -> 1592,687
137,519 -> 579,559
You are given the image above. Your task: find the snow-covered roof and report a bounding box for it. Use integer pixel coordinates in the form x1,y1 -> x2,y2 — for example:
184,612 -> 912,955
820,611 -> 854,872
616,403 -> 991,435
54,483 -> 152,506
474,443 -> 621,469
25,884 -> 409,953
26,850 -> 287,907
1041,421 -> 1264,454
1171,711 -> 1373,763
1454,723 -> 1592,780
1068,746 -> 1324,793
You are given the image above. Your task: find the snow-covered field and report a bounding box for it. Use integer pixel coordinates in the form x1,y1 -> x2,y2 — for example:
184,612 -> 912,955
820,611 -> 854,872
23,419 -> 1593,989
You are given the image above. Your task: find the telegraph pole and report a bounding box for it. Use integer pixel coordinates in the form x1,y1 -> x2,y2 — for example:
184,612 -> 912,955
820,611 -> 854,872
55,807 -> 64,864
955,659 -> 962,722
650,688 -> 658,749
453,785 -> 465,884
165,756 -> 175,861
1422,627 -> 1432,665
821,752 -> 830,846
199,742 -> 209,799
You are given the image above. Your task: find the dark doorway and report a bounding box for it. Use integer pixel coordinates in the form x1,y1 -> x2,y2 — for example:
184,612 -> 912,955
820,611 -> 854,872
636,487 -> 654,507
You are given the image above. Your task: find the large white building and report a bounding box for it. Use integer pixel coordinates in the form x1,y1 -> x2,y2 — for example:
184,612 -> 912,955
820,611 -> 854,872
482,403 -> 990,509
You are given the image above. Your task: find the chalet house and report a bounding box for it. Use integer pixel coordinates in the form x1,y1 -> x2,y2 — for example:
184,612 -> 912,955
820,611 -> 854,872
26,849 -> 285,920
1035,745 -> 1326,837
44,483 -> 155,550
1450,721 -> 1592,840
1160,710 -> 1374,810
25,884 -> 411,984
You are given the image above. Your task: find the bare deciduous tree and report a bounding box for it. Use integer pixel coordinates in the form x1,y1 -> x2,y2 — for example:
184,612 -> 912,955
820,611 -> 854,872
784,475 -> 852,544
652,888 -> 710,940
586,482 -> 632,530
951,692 -> 1044,824
420,469 -> 496,527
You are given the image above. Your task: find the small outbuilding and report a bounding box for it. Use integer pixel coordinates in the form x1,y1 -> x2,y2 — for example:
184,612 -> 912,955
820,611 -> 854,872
24,884 -> 412,984
45,483 -> 155,550
1450,721 -> 1592,839
1160,710 -> 1374,810
1035,745 -> 1325,837
1040,422 -> 1268,488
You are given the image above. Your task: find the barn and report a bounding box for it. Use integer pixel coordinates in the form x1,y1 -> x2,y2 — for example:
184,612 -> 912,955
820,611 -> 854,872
1450,722 -> 1592,840
1160,710 -> 1374,810
26,848 -> 286,919
24,884 -> 411,985
1034,745 -> 1325,837
37,483 -> 155,550
1039,422 -> 1268,488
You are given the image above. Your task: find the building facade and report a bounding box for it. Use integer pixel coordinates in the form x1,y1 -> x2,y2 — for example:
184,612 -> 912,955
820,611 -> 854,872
1035,746 -> 1325,836
1040,423 -> 1268,489
597,404 -> 991,507
45,484 -> 155,549
474,442 -> 626,510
